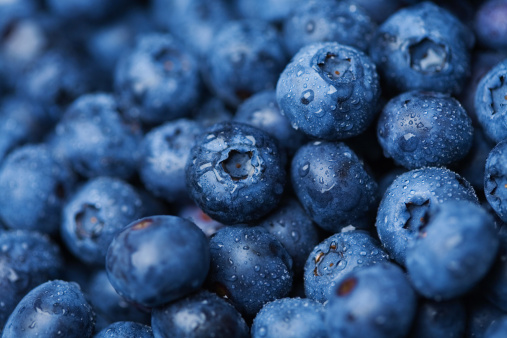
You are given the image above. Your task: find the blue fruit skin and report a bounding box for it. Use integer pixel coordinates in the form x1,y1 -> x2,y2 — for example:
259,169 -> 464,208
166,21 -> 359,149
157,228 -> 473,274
139,119 -> 203,203
475,59 -> 507,144
459,51 -> 507,125
291,141 -> 378,232
114,33 -> 201,125
234,0 -> 306,22
204,20 -> 287,107
409,299 -> 466,338
485,139 -> 507,222
192,97 -> 233,128
0,96 -> 52,161
276,42 -> 381,140
483,225 -> 507,311
406,201 -> 499,300
282,0 -> 377,56
258,198 -> 321,275
0,144 -> 76,234
46,0 -> 127,22
86,9 -> 154,77
350,0 -> 403,23
0,230 -> 63,329
95,321 -> 153,338
377,91 -> 474,169
325,262 -> 417,338
304,230 -> 389,303
151,290 -> 249,338
485,317 -> 507,338
234,90 -> 306,156
466,297 -> 507,338
475,0 -> 507,51
152,0 -> 234,58
375,167 -> 478,266
87,270 -> 150,328
251,297 -> 327,338
61,177 -> 145,266
106,215 -> 210,307
369,2 -> 474,95
185,122 -> 286,225
2,280 -> 95,338
48,93 -> 142,179
16,50 -> 93,121
207,225 -> 293,317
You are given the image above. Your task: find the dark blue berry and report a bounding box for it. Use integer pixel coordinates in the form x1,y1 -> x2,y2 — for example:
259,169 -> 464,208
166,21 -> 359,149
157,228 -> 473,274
2,280 -> 95,338
139,119 -> 203,203
94,321 -> 153,338
304,230 -> 389,303
0,144 -> 76,234
291,141 -> 378,232
377,91 -> 474,169
276,42 -> 381,140
114,33 -> 201,125
61,176 -> 145,266
106,215 -> 209,307
185,122 -> 286,225
325,262 -> 417,338
376,167 -> 478,266
151,290 -> 249,338
369,2 -> 474,95
207,225 -> 293,317
251,297 -> 327,338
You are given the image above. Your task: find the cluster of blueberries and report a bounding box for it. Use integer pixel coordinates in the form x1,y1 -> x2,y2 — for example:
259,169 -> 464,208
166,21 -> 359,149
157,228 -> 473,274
3,0 -> 507,337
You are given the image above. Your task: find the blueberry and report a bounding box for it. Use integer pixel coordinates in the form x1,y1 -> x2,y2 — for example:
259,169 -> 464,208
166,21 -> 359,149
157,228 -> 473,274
291,141 -> 378,232
304,230 -> 389,303
0,230 -> 63,329
251,297 -> 327,338
185,122 -> 286,225
207,225 -> 293,317
191,97 -> 233,128
484,139 -> 507,222
152,0 -> 234,57
0,144 -> 76,234
349,0 -> 403,23
94,321 -> 153,338
234,0 -> 306,23
377,91 -> 474,169
87,270 -> 150,328
475,0 -> 507,51
276,42 -> 381,140
86,9 -> 154,77
114,33 -> 201,125
409,299 -> 466,338
139,119 -> 203,203
106,215 -> 209,307
61,176 -> 145,266
485,316 -> 507,338
151,290 -> 249,338
369,1 -> 474,95
46,0 -> 129,22
475,58 -> 507,143
405,200 -> 499,300
466,296 -> 507,338
0,95 -> 52,161
16,50 -> 94,121
2,280 -> 95,337
376,167 -> 478,266
282,0 -> 377,56
177,202 -> 225,238
48,93 -> 142,179
234,90 -> 306,156
325,262 -> 417,338
204,20 -> 287,107
258,198 -> 321,275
